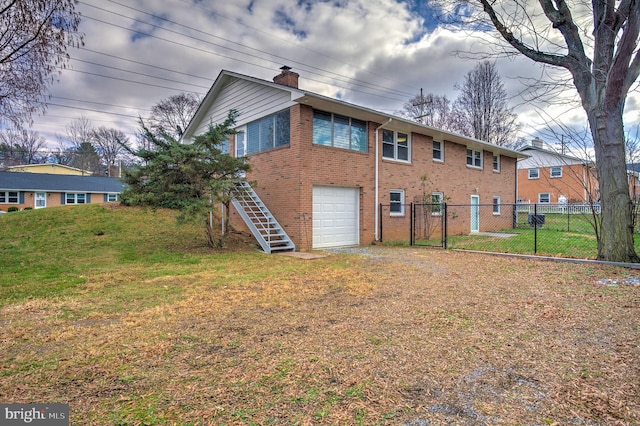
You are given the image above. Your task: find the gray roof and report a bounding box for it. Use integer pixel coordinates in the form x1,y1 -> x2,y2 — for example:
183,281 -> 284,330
0,171 -> 125,193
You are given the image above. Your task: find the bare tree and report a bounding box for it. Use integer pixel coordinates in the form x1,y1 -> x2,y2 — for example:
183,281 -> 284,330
0,128 -> 46,166
451,61 -> 520,146
91,127 -> 131,176
52,116 -> 96,170
0,0 -> 82,127
147,93 -> 201,140
436,0 -> 640,262
64,116 -> 93,149
50,138 -> 75,167
397,90 -> 455,130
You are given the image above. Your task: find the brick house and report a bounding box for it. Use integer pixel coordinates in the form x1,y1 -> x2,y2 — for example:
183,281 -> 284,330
181,68 -> 526,251
517,138 -> 598,204
0,171 -> 124,211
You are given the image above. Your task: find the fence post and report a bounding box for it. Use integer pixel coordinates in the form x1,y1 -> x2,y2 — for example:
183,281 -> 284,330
534,203 -> 538,254
443,203 -> 448,249
410,203 -> 414,246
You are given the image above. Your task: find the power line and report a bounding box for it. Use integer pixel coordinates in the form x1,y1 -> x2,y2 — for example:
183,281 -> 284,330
81,13 -> 408,103
59,67 -> 206,95
30,2 -> 428,140
68,57 -> 211,90
80,47 -> 213,83
173,0 -> 419,95
51,96 -> 152,113
41,102 -> 141,119
81,3 -> 412,101
105,0 -> 417,98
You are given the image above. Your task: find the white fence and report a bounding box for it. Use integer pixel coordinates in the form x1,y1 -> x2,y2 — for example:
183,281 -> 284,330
516,202 -> 601,215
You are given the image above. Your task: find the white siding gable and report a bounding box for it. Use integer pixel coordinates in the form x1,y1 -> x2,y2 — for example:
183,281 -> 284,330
518,149 -> 584,169
190,78 -> 297,138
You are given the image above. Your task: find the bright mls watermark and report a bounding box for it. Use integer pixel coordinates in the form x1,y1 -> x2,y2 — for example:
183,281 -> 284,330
1,404 -> 69,425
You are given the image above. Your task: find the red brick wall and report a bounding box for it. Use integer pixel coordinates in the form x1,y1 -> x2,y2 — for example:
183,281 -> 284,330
517,164 -> 596,203
231,104 -> 376,250
379,135 -> 517,240
230,104 -> 518,249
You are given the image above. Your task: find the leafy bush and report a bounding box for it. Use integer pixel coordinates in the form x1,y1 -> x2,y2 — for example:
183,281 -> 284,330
7,206 -> 19,212
23,207 -> 33,211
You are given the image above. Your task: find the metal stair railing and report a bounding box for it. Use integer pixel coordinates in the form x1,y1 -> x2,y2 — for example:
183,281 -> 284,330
231,181 -> 295,253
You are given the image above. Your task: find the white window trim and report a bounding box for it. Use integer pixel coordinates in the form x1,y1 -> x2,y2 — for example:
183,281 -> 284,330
433,140 -> 444,163
493,196 -> 501,215
493,154 -> 500,172
431,192 -> 444,216
0,191 -> 19,204
382,130 -> 411,163
528,168 -> 540,179
538,193 -> 551,203
390,189 -> 405,216
235,128 -> 246,157
466,148 -> 483,169
550,166 -> 562,178
66,193 -> 87,205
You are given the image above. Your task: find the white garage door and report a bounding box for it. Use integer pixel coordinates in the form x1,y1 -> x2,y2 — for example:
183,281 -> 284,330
313,186 -> 359,249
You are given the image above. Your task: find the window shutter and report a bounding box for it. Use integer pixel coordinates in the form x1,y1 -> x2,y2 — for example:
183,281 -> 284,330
61,193 -> 66,205
19,192 -> 25,204
86,193 -> 91,203
104,194 -> 108,202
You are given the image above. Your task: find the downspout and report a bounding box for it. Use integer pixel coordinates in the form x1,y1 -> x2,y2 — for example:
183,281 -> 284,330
375,118 -> 393,241
515,156 -> 519,203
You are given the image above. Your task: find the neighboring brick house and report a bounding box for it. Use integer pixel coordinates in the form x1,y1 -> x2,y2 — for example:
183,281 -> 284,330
626,164 -> 640,202
181,68 -> 526,250
0,171 -> 124,211
517,138 -> 598,204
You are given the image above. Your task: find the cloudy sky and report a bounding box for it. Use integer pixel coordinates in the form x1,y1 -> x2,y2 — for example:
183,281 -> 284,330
30,0 -> 640,150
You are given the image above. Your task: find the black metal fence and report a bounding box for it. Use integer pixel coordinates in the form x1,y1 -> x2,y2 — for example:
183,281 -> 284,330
379,202 -> 617,260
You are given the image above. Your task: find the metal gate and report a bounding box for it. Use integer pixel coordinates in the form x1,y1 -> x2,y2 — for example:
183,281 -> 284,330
411,203 -> 446,248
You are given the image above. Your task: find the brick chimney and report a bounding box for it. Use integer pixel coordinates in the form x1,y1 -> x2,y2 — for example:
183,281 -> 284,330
273,66 -> 299,88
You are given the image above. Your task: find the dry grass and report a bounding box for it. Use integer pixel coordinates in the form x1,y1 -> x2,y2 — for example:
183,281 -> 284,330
2,246 -> 640,425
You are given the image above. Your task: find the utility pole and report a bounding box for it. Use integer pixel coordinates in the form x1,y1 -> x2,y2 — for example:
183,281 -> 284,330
557,135 -> 568,155
412,88 -> 431,124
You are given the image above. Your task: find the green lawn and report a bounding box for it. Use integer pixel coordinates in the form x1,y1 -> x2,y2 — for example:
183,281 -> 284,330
417,212 -> 640,259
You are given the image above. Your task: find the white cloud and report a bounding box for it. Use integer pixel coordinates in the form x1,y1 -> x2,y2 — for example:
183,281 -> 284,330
23,0 -> 639,152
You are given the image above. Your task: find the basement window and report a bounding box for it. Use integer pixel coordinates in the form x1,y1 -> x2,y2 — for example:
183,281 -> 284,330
390,190 -> 405,216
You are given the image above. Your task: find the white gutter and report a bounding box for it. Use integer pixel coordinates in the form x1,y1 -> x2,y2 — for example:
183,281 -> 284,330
374,118 -> 393,241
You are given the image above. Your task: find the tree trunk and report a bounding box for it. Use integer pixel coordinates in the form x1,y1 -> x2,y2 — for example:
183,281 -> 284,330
589,106 -> 640,262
